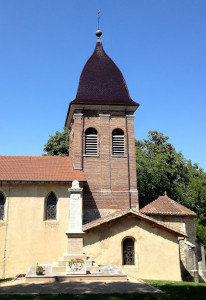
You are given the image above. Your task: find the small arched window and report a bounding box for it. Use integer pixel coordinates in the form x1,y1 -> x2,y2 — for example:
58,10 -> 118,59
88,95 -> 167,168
0,192 -> 6,221
123,238 -> 135,265
112,128 -> 125,156
46,192 -> 57,220
85,127 -> 98,155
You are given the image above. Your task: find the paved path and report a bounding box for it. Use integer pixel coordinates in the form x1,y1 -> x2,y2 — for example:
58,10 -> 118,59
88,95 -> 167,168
0,277 -> 161,294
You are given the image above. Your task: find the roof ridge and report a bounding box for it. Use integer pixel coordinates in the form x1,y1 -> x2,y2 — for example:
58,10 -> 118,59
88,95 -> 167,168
82,209 -> 187,237
140,195 -> 196,216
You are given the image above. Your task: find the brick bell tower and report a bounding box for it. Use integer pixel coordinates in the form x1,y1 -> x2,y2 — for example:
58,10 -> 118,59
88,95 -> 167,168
65,30 -> 140,223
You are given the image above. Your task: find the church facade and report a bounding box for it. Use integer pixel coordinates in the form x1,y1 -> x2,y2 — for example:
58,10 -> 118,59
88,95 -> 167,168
0,32 -> 205,282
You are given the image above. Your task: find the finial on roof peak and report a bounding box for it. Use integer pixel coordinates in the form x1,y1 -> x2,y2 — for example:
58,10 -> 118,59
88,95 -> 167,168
164,191 -> 168,198
96,29 -> 102,38
96,10 -> 102,38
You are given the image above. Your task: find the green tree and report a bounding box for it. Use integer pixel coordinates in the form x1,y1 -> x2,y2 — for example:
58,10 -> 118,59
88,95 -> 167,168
136,131 -> 185,200
136,130 -> 206,253
43,128 -> 69,156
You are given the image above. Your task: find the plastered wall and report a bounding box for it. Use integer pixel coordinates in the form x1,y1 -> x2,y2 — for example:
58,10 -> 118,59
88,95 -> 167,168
0,182 -> 74,278
84,216 -> 182,281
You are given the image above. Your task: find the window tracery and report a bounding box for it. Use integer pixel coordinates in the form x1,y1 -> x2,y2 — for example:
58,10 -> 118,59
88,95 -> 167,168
46,192 -> 57,220
123,238 -> 135,265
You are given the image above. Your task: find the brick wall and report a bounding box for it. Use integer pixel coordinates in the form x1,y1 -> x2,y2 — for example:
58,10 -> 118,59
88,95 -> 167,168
69,108 -> 139,222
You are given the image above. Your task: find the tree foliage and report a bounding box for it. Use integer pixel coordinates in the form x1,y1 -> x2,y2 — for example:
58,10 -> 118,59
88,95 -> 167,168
136,130 -> 206,251
136,131 -> 185,200
43,128 -> 69,156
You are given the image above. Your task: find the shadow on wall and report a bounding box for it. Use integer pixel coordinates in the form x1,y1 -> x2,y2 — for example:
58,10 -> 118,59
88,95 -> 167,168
83,181 -> 101,224
83,215 -> 179,247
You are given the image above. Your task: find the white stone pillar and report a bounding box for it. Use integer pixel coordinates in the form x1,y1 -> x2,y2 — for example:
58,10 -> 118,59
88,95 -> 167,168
65,180 -> 84,256
66,180 -> 83,234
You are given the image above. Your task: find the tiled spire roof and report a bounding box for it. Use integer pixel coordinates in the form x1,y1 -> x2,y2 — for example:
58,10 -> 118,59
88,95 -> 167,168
72,37 -> 139,106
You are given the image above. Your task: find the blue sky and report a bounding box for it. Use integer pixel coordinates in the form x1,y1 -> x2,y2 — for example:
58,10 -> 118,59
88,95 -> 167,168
0,0 -> 205,170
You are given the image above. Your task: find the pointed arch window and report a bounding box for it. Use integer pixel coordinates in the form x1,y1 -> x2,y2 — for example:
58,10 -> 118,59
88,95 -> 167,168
85,127 -> 98,155
46,192 -> 57,220
0,192 -> 6,221
123,238 -> 135,265
112,128 -> 125,156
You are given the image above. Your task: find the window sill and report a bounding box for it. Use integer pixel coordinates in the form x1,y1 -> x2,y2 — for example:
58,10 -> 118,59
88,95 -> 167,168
83,154 -> 100,157
111,155 -> 127,158
122,265 -> 137,268
44,220 -> 59,223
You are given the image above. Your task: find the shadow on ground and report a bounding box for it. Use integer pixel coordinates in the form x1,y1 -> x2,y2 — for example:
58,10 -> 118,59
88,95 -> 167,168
0,279 -> 159,295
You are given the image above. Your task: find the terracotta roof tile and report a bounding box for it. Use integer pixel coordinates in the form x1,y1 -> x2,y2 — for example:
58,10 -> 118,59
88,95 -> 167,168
140,196 -> 196,217
0,156 -> 85,182
82,209 -> 187,237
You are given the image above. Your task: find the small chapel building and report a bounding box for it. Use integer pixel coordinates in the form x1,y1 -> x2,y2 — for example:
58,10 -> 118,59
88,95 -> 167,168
0,30 -> 205,282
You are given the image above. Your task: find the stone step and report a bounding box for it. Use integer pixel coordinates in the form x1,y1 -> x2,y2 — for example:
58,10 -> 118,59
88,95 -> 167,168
63,254 -> 87,261
58,260 -> 67,266
85,259 -> 93,267
52,266 -> 66,273
87,264 -> 100,273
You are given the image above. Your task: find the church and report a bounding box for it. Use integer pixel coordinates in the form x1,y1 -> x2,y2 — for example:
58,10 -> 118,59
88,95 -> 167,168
0,29 -> 205,282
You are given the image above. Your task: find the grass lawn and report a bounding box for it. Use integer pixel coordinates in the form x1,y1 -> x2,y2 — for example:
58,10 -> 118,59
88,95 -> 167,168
0,280 -> 205,300
0,278 -> 13,283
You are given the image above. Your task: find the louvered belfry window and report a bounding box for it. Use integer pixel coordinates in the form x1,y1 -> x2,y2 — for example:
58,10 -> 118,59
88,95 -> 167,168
123,238 -> 135,265
0,192 -> 5,221
85,128 -> 98,155
46,192 -> 57,220
112,128 -> 125,156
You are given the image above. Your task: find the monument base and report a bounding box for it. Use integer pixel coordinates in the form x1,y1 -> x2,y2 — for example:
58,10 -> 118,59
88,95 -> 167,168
65,232 -> 85,256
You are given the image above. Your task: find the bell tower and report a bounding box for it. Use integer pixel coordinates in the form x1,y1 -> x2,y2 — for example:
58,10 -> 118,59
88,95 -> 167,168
65,30 -> 139,223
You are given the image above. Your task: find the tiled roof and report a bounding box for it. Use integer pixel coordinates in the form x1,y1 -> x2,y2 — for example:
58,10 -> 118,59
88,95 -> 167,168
140,196 -> 196,217
82,209 -> 187,237
0,156 -> 85,182
72,38 -> 139,107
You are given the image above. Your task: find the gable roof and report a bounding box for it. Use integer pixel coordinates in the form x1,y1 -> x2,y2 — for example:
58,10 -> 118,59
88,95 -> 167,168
82,209 -> 187,237
0,156 -> 85,182
140,196 -> 196,217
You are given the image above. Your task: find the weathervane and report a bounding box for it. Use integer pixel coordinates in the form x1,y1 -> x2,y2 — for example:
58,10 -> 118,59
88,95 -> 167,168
96,10 -> 102,38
